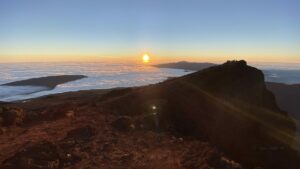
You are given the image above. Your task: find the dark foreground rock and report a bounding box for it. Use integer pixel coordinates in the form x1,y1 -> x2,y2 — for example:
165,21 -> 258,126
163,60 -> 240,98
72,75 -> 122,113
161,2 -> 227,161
0,106 -> 25,126
2,75 -> 87,89
1,126 -> 96,169
2,141 -> 65,169
60,125 -> 96,148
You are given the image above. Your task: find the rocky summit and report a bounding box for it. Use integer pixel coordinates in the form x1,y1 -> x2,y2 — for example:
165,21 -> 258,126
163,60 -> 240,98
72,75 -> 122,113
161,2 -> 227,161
0,61 -> 298,169
102,60 -> 298,168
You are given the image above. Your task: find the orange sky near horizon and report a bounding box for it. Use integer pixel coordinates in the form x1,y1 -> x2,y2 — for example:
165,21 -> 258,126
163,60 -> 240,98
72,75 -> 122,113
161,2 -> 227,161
1,53 -> 300,64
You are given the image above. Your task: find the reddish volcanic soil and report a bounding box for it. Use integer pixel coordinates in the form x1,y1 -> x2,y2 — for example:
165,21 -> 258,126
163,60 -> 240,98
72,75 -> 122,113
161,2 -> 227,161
0,90 -> 241,169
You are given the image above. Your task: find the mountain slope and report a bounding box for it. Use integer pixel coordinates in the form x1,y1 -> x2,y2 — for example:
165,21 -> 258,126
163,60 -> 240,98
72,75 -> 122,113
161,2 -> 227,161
102,60 -> 298,169
266,82 -> 300,120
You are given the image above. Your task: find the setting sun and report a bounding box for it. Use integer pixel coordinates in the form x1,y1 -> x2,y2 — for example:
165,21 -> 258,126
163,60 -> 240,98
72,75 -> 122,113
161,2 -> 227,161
143,54 -> 150,63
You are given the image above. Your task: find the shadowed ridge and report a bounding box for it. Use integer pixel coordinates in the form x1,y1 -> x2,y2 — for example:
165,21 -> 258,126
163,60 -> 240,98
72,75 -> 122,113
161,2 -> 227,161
102,60 -> 298,169
175,60 -> 283,114
266,82 -> 300,119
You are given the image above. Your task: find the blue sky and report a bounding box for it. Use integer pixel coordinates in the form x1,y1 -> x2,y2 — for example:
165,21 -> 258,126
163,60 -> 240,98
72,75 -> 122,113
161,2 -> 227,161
0,0 -> 299,62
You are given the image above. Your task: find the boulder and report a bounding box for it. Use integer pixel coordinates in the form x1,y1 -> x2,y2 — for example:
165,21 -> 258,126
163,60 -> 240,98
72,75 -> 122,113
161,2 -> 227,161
112,116 -> 134,132
59,126 -> 96,151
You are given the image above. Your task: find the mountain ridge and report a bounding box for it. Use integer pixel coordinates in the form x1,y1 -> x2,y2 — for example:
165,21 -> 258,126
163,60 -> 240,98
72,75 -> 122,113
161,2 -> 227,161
0,60 -> 298,169
102,60 -> 298,168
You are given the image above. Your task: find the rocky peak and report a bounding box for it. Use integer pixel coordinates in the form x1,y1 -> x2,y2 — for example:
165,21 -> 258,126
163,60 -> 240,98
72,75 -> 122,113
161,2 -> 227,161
102,60 -> 298,169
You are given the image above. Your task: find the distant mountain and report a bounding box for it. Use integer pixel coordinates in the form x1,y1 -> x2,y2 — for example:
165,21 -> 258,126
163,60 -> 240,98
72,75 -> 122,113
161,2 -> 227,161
103,60 -> 298,169
2,75 -> 87,89
154,61 -> 216,71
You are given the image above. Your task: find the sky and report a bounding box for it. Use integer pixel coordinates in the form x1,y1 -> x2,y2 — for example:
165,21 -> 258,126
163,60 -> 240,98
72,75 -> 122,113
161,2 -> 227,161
0,0 -> 299,63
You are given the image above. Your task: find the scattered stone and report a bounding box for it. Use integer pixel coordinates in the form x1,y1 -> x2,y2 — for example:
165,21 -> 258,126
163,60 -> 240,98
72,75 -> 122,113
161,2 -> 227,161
2,141 -> 62,169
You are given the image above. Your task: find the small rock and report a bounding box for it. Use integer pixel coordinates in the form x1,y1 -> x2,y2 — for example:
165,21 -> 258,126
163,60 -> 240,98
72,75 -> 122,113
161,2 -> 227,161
101,142 -> 110,151
129,124 -> 135,129
0,127 -> 7,135
65,110 -> 75,118
120,153 -> 133,162
112,117 -> 133,132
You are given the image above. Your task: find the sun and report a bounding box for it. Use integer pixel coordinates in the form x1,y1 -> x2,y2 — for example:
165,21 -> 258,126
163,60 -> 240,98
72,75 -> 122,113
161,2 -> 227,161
143,54 -> 150,63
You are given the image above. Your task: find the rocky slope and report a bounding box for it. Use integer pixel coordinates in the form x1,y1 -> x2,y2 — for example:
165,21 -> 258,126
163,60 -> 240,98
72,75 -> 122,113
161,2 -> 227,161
266,82 -> 300,150
0,61 -> 298,169
102,60 -> 298,168
0,91 -> 242,169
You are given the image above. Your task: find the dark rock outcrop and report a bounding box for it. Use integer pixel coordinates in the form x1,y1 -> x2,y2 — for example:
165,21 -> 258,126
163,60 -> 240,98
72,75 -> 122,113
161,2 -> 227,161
0,106 -> 26,126
2,140 -> 81,169
182,143 -> 243,169
62,126 -> 95,144
112,116 -> 134,132
59,126 -> 96,151
1,127 -> 96,169
102,60 -> 298,169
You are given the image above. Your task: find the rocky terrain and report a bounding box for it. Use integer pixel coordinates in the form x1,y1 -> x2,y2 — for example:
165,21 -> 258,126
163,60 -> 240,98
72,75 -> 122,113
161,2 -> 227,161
0,61 -> 299,169
154,61 -> 300,152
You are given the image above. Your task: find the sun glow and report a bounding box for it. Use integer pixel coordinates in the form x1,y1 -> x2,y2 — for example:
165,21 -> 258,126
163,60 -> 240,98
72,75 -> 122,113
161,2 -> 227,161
143,54 -> 150,63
